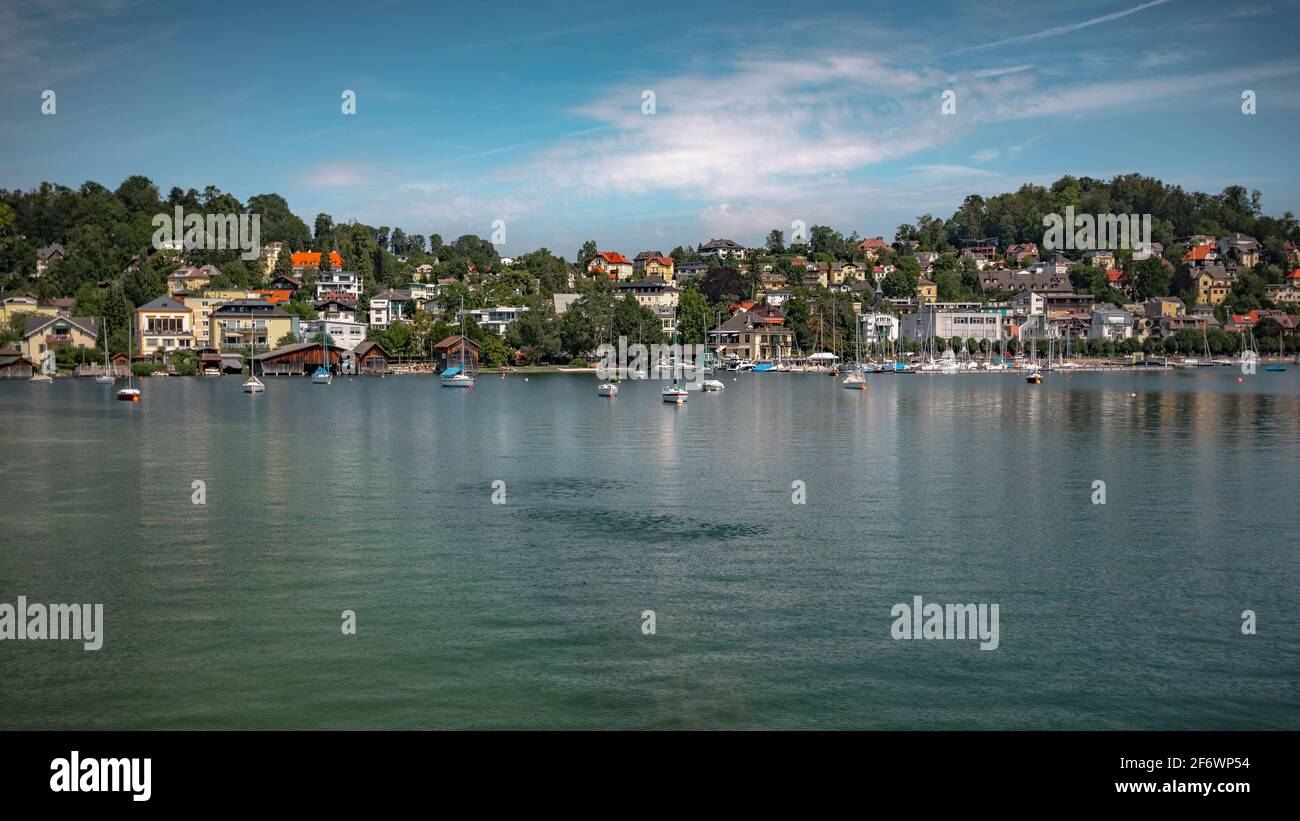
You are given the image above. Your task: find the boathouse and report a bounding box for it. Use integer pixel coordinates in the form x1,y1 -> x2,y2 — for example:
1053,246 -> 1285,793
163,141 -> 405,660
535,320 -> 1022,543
251,341 -> 347,376
434,335 -> 480,372
353,341 -> 393,375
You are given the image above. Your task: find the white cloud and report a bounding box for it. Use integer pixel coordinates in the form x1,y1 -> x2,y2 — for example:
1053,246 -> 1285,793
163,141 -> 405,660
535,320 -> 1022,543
961,0 -> 1177,52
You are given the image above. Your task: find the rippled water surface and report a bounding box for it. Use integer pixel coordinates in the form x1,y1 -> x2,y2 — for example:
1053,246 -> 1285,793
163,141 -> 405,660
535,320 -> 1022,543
1,369 -> 1297,729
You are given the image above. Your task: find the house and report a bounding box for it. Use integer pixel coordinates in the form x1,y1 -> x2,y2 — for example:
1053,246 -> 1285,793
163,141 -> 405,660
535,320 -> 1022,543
959,244 -> 998,270
914,250 -> 940,273
1181,244 -> 1220,268
21,315 -> 99,364
1283,242 -> 1300,268
167,266 -> 212,297
916,278 -> 938,303
35,243 -> 66,277
587,251 -> 633,280
1083,249 -> 1116,270
857,237 -> 890,261
135,296 -> 194,355
830,262 -> 862,284
466,305 -> 527,337
0,294 -> 57,325
302,319 -> 366,352
253,289 -> 293,304
1144,296 -> 1185,318
181,293 -> 235,348
551,293 -> 581,315
979,269 -> 1073,294
257,242 -> 283,277
269,274 -> 301,293
368,289 -> 412,329
1195,267 -> 1234,306
1005,243 -> 1039,264
802,268 -> 827,288
1217,233 -> 1260,267
413,263 -> 436,281
316,297 -> 358,323
291,250 -> 344,273
862,313 -> 900,343
1089,308 -> 1134,341
211,299 -> 295,351
251,340 -> 346,376
0,347 -> 35,379
316,270 -> 363,301
676,261 -> 709,279
902,304 -> 1005,343
616,276 -> 678,309
353,341 -> 393,375
1105,267 -> 1130,294
633,251 -> 675,280
706,311 -> 795,361
434,335 -> 480,372
764,289 -> 792,307
51,297 -> 75,316
698,238 -> 747,259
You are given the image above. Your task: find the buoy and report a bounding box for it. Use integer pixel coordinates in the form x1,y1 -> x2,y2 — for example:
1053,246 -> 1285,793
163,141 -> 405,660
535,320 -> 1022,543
1236,377 -> 1243,383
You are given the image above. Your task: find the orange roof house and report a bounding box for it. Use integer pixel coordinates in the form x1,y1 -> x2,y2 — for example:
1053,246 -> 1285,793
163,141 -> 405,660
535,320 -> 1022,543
254,289 -> 292,304
291,251 -> 344,270
1182,245 -> 1216,263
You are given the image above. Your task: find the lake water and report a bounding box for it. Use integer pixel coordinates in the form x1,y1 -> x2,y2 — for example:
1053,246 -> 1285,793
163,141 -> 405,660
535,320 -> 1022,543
1,369 -> 1297,729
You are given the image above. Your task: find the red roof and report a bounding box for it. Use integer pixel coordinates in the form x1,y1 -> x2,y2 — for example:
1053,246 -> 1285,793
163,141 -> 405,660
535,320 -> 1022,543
1287,269 -> 1300,281
291,251 -> 344,269
1182,245 -> 1214,262
597,251 -> 630,265
1105,268 -> 1126,283
254,289 -> 292,303
858,237 -> 889,250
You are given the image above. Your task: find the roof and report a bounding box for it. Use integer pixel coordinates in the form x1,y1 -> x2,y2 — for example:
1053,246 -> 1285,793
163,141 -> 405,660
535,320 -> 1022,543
37,243 -> 65,260
168,266 -> 210,280
211,299 -> 290,317
433,334 -> 479,351
139,296 -> 193,312
290,251 -> 344,269
595,251 -> 631,265
1182,245 -> 1215,262
699,238 -> 744,251
252,340 -> 346,360
353,341 -> 393,359
270,274 -> 302,287
23,314 -> 99,338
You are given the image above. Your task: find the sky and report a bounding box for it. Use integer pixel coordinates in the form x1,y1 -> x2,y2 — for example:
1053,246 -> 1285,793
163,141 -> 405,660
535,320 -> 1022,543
2,0 -> 1299,259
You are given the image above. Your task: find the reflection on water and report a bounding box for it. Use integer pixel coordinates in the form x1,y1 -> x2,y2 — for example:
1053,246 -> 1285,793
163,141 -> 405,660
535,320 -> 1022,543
0,369 -> 1296,729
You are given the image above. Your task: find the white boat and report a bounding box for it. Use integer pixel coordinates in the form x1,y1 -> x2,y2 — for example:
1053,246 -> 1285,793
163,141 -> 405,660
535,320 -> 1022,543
597,382 -> 618,397
117,316 -> 141,401
663,310 -> 687,403
243,376 -> 265,393
29,374 -> 53,383
440,297 -> 475,388
203,367 -> 222,377
842,317 -> 867,390
701,379 -> 726,391
842,372 -> 867,390
1026,370 -> 1043,384
95,316 -> 116,383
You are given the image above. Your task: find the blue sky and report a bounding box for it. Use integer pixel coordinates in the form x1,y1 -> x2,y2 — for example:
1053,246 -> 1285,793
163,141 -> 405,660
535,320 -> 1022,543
2,0 -> 1299,258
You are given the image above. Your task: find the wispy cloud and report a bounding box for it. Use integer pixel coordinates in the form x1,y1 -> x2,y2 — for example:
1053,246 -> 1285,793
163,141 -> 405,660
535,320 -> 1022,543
960,0 -> 1177,53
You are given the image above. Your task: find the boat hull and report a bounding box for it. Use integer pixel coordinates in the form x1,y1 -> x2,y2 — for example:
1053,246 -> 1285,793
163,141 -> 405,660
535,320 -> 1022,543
441,376 -> 475,388
116,389 -> 141,402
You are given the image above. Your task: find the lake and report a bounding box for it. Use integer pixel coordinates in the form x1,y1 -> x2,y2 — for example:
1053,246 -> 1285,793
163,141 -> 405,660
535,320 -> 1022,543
1,368 -> 1297,729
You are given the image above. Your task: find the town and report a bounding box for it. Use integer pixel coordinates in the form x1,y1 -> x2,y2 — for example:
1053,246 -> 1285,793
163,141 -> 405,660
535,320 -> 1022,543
1,175 -> 1297,382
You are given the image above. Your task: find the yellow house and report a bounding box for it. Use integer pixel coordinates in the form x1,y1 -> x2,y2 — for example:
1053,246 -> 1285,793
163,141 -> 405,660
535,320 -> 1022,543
1,295 -> 58,326
1197,270 -> 1233,305
211,299 -> 296,350
21,314 -> 99,364
166,266 -> 212,297
917,278 -> 938,303
643,255 -> 674,281
136,296 -> 195,355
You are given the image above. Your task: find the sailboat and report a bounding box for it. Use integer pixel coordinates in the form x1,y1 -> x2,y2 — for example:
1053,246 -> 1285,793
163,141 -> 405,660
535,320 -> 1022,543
95,317 -> 116,383
243,332 -> 265,393
842,314 -> 867,390
597,302 -> 618,396
310,327 -> 332,384
1266,330 -> 1287,372
441,297 -> 475,387
117,316 -> 141,401
661,311 -> 687,404
1025,332 -> 1043,384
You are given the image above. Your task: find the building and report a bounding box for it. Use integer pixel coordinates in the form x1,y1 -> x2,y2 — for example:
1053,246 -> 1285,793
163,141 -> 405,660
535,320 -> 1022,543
21,315 -> 99,364
466,305 -> 527,337
698,238 -> 747,260
434,335 -> 480,372
1182,244 -> 1220,268
167,266 -> 212,297
706,311 -> 795,361
1089,308 -> 1134,341
857,237 -> 890,260
301,319 -> 366,352
764,289 -> 792,307
0,295 -> 57,325
316,297 -> 358,323
412,263 -> 436,281
1144,296 -> 1185,318
211,299 -> 295,351
368,289 -> 412,329
135,296 -> 194,355
916,278 -> 938,303
1195,267 -> 1234,306
616,276 -> 678,309
588,251 -> 634,280
268,274 -> 301,293
978,268 -> 1073,294
551,293 -> 581,315
633,251 -> 675,280
352,341 -> 393,375
0,347 -> 35,379
291,250 -> 344,273
1217,233 -> 1260,267
252,340 -> 346,376
181,293 -> 234,348
903,304 -> 1005,343
316,270 -> 363,301
862,313 -> 900,344
34,244 -> 65,277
